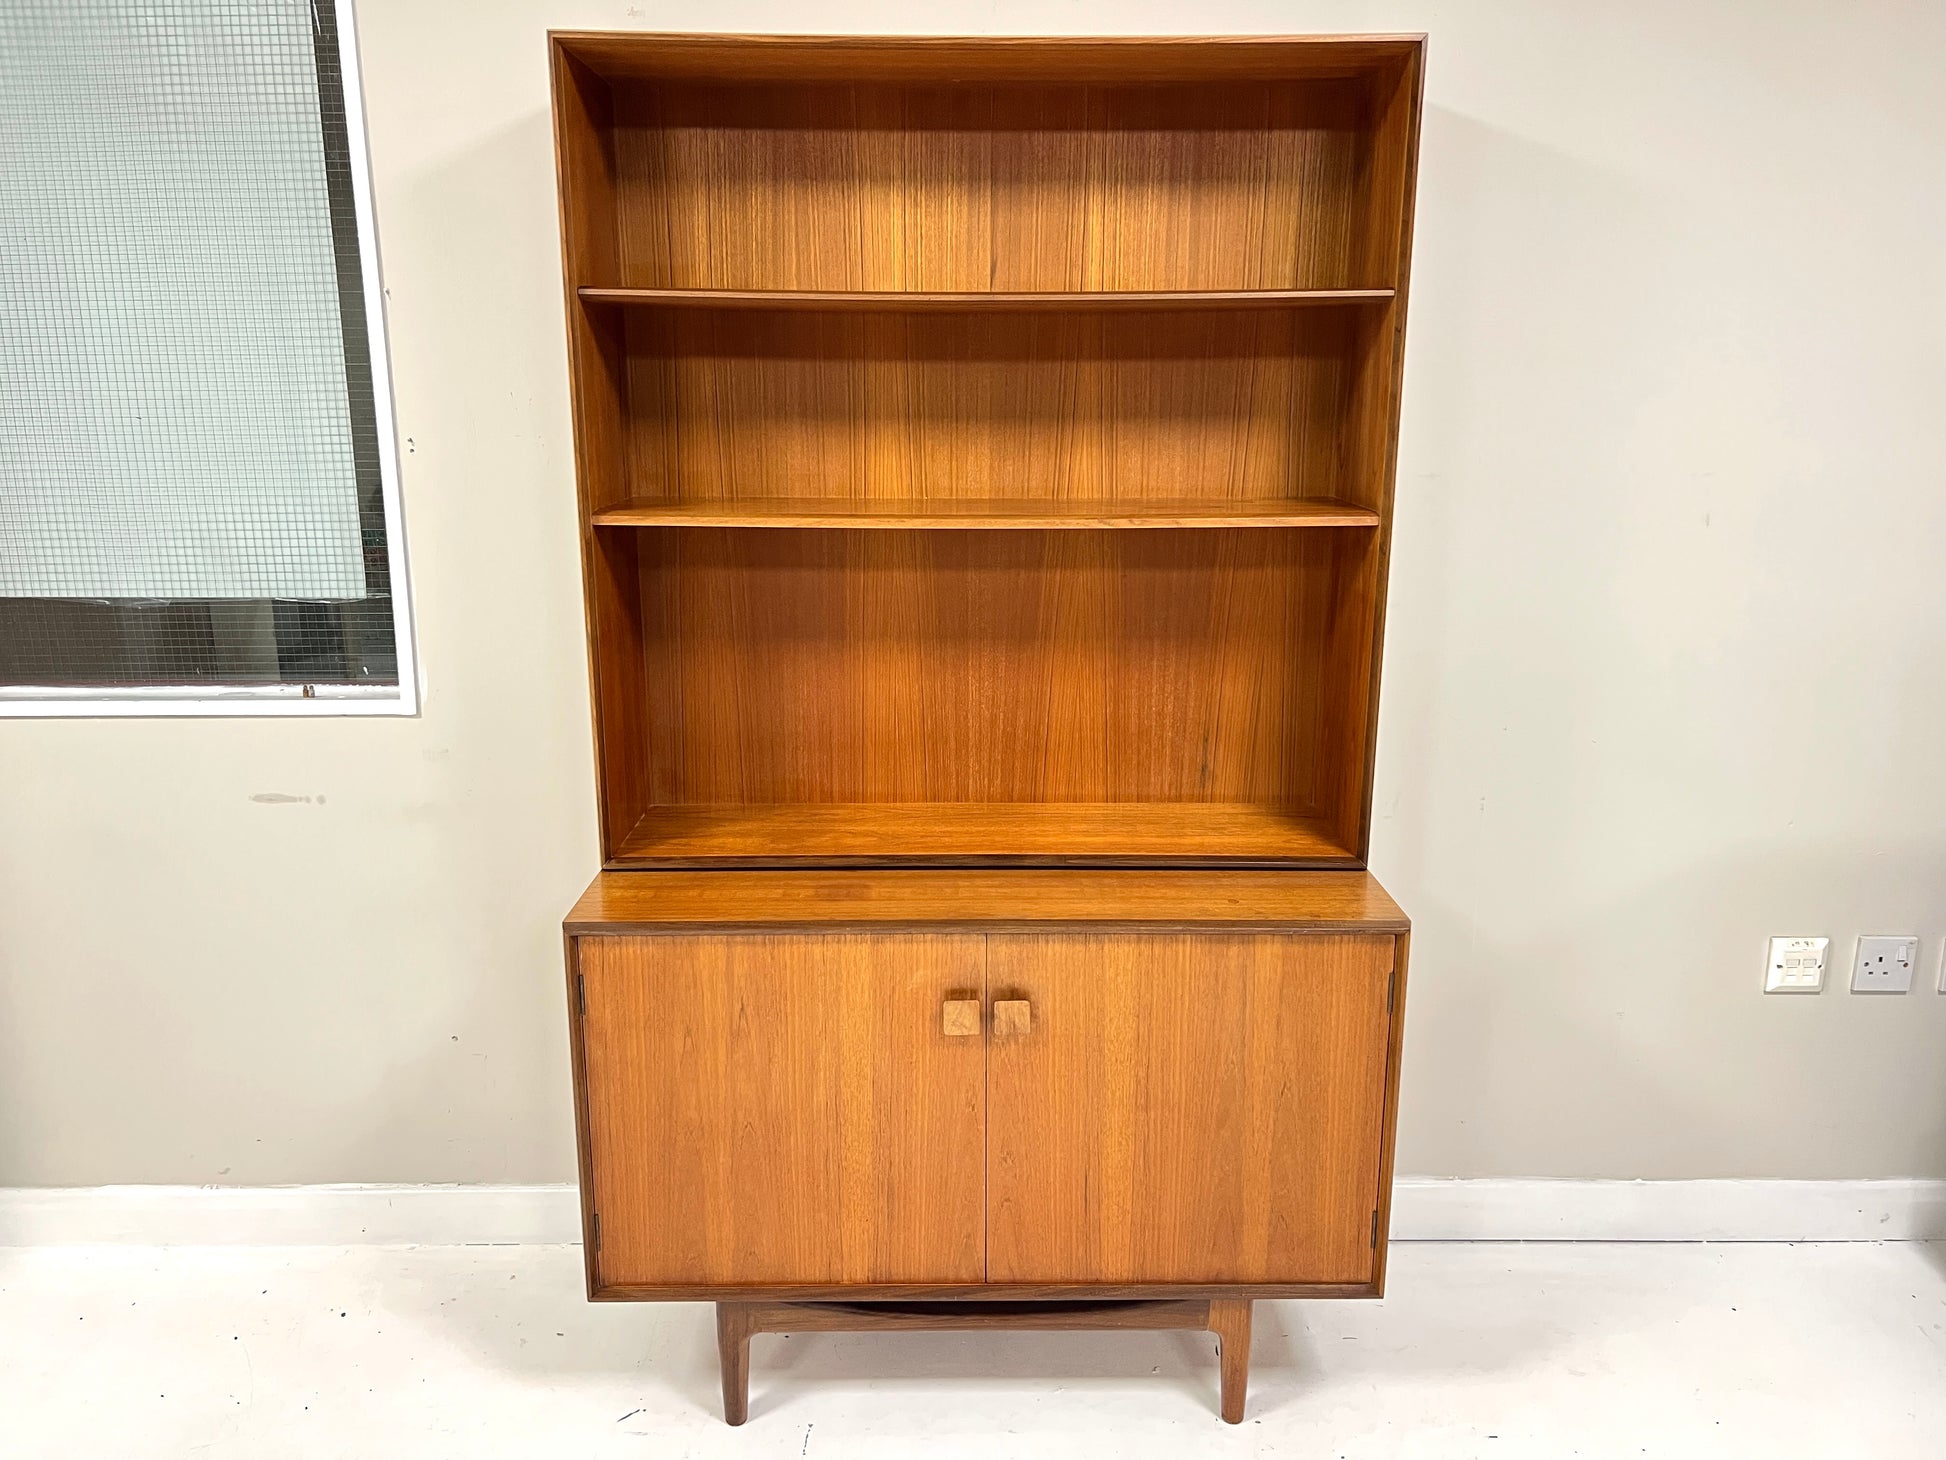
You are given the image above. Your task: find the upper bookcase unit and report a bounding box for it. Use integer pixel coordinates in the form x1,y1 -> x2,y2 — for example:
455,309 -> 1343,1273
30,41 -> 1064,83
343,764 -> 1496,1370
552,34 -> 1424,867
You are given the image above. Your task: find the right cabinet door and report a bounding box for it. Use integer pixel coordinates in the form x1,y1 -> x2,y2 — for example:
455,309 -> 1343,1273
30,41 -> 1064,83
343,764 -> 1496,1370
986,932 -> 1396,1285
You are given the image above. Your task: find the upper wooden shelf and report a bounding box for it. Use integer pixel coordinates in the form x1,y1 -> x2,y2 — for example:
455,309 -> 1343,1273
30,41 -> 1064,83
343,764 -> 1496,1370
577,287 -> 1396,313
591,497 -> 1381,530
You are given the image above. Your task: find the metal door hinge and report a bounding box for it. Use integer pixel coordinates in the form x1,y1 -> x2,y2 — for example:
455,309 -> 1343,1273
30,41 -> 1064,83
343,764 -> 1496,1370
591,1211 -> 601,1251
576,972 -> 586,1017
1386,965 -> 1397,1015
1371,1209 -> 1381,1247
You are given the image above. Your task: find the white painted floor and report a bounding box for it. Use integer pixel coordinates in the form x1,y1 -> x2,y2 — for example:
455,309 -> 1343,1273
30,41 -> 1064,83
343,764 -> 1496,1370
3,1242 -> 1943,1458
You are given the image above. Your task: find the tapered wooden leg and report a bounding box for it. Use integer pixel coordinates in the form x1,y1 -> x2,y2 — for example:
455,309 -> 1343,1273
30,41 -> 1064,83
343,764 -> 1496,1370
716,1302 -> 752,1426
1207,1298 -> 1252,1424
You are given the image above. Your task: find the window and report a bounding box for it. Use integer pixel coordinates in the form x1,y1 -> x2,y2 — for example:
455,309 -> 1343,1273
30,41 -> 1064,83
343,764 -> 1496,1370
0,0 -> 415,715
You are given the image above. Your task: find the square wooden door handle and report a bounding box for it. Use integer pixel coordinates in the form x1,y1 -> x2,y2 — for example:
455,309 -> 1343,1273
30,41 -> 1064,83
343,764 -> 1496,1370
941,998 -> 981,1037
992,999 -> 1032,1037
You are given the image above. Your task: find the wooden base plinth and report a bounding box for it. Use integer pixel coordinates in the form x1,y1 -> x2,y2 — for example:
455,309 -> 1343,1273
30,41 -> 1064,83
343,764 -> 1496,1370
715,1297 -> 1253,1426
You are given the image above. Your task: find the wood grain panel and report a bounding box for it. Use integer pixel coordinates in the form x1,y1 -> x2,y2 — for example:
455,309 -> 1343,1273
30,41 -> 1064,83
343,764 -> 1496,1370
986,933 -> 1395,1284
612,80 -> 1375,292
552,51 -> 649,850
579,934 -> 986,1286
633,528 -> 1344,811
1316,525 -> 1385,856
620,307 -> 1361,507
1335,48 -> 1426,857
1370,930 -> 1410,1294
565,868 -> 1409,933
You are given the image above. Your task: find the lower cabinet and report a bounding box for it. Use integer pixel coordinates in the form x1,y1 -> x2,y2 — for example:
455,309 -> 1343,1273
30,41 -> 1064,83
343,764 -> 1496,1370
577,933 -> 988,1287
574,927 -> 1399,1293
986,933 -> 1396,1285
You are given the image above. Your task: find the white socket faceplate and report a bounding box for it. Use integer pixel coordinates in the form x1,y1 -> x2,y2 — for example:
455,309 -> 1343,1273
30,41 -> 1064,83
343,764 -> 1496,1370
1765,936 -> 1828,993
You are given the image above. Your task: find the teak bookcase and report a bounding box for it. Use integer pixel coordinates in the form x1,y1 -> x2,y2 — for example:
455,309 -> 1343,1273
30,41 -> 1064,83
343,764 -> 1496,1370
553,31 -> 1423,1425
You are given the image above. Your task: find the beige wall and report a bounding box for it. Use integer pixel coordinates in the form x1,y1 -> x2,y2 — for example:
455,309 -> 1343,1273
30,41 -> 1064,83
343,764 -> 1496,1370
3,0 -> 1943,1186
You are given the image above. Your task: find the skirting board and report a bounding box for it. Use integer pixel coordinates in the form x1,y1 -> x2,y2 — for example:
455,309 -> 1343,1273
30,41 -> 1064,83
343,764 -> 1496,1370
2,1179 -> 1942,1248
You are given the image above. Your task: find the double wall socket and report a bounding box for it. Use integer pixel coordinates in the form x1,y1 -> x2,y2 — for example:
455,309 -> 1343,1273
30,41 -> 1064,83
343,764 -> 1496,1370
1852,935 -> 1918,993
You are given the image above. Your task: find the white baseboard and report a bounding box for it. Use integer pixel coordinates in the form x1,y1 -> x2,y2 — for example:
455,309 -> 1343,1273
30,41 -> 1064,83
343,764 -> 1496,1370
1,1179 -> 1940,1248
0,1184 -> 580,1248
1388,1178 -> 1946,1243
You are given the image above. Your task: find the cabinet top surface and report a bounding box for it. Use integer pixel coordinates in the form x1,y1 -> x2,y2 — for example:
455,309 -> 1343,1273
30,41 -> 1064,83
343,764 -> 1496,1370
566,869 -> 1407,933
551,31 -> 1426,82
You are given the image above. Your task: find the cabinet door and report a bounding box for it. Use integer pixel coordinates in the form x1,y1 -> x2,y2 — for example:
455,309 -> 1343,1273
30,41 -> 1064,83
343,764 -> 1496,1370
577,933 -> 986,1288
986,933 -> 1395,1285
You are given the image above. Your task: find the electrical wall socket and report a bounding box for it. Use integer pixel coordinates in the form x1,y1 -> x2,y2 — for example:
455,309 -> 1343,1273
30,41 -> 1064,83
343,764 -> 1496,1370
1851,935 -> 1918,993
1764,936 -> 1827,993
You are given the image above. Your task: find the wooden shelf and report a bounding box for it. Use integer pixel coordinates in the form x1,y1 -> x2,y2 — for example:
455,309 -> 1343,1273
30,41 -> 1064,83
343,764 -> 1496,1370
568,868 -> 1409,933
592,497 -> 1381,530
609,803 -> 1357,868
578,287 -> 1396,313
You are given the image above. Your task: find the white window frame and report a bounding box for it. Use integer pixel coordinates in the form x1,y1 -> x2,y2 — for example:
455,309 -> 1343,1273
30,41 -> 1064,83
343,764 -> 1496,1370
0,0 -> 417,719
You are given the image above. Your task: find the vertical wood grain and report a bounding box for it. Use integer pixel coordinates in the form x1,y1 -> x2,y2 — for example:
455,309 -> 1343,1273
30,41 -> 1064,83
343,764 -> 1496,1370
579,934 -> 987,1286
553,44 -> 649,856
621,306 -> 1358,508
562,933 -> 599,1295
612,79 -> 1373,292
985,933 -> 1396,1284
1208,1297 -> 1253,1422
1369,930 -> 1410,1295
633,527 -> 1341,809
716,1302 -> 753,1424
1312,526 -> 1384,854
1337,44 -> 1426,860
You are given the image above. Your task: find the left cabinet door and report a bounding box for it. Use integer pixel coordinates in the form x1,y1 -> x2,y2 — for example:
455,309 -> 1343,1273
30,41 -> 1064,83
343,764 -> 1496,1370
575,933 -> 987,1289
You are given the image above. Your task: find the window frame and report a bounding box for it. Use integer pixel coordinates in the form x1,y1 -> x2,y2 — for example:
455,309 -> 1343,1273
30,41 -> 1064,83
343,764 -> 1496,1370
0,0 -> 418,719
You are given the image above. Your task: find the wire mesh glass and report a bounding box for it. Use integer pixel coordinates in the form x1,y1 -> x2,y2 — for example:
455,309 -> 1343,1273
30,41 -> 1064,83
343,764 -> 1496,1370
0,0 -> 398,689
